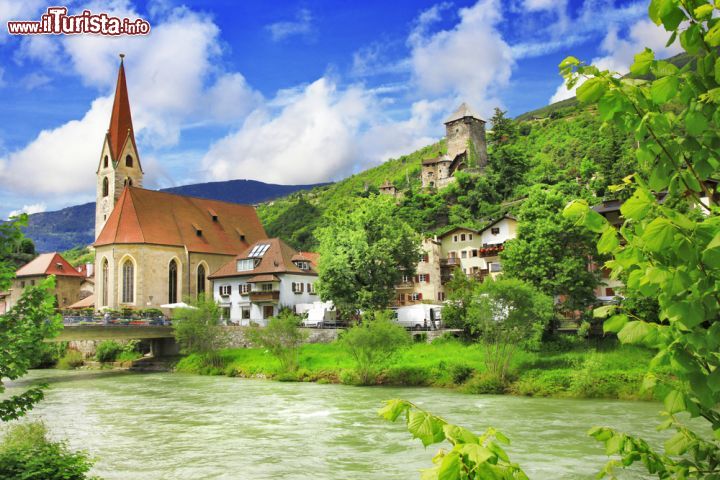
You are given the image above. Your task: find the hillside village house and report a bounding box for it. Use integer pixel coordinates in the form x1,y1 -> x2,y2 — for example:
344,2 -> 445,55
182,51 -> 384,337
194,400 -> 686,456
396,215 -> 518,307
7,253 -> 85,309
209,238 -> 321,325
92,56 -> 266,310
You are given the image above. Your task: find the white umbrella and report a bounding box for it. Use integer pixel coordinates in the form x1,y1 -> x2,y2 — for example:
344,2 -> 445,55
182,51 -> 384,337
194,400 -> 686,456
160,302 -> 197,309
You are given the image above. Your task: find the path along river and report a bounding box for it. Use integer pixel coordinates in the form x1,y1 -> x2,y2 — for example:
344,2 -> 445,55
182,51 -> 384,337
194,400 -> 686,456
5,369 -> 668,479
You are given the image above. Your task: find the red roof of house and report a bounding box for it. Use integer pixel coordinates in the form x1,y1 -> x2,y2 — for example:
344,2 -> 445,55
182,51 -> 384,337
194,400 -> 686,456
210,238 -> 318,279
67,294 -> 95,309
107,57 -> 136,163
94,187 -> 266,255
16,253 -> 84,278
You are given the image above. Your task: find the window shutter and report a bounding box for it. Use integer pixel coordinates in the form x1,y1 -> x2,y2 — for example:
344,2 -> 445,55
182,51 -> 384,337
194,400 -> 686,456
418,293 -> 423,300
301,282 -> 305,293
425,274 -> 430,283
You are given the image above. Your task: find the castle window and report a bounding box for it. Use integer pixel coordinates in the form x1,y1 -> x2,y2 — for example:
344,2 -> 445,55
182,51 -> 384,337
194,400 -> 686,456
121,259 -> 134,303
197,264 -> 206,297
126,155 -> 133,167
101,259 -> 108,306
103,177 -> 109,197
168,259 -> 178,304
103,155 -> 108,169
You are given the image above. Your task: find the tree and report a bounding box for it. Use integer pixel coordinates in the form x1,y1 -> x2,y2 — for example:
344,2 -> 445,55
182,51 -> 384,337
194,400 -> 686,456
0,216 -> 61,421
316,195 -> 421,314
247,310 -> 307,372
172,295 -> 227,366
501,183 -> 600,314
340,311 -> 411,384
561,1 -> 720,476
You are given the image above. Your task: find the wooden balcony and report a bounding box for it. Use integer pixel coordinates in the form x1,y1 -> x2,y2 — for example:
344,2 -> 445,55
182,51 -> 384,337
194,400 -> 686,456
249,291 -> 280,302
440,257 -> 461,266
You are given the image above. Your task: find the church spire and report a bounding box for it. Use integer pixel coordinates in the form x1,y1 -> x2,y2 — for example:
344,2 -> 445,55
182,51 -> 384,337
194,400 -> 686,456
107,53 -> 135,161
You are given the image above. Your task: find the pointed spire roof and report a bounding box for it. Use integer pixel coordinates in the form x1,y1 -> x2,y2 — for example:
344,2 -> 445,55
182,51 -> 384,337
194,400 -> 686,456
107,54 -> 136,161
444,102 -> 484,124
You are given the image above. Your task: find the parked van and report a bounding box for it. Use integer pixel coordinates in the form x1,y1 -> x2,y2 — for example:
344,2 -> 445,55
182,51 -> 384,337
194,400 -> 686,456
393,304 -> 442,330
296,301 -> 337,328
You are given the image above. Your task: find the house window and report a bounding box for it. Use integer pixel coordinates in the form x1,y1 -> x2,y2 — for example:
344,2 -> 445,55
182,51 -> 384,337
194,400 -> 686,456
422,254 -> 429,262
236,259 -> 255,272
292,282 -> 304,294
126,155 -> 133,167
453,235 -> 458,242
469,234 -> 473,240
461,251 -> 467,259
410,293 -> 422,301
101,259 -> 108,306
197,265 -> 206,297
20,281 -> 25,288
122,259 -> 134,303
103,177 -> 109,197
605,287 -> 615,296
489,262 -> 502,272
418,274 -> 429,283
461,233 -> 466,241
402,274 -> 411,283
219,285 -> 231,297
491,227 -> 500,235
241,307 -> 251,320
168,259 -> 178,304
295,261 -> 310,270
261,283 -> 273,292
308,283 -> 316,294
240,284 -> 251,295
437,292 -> 446,301
471,249 -> 478,257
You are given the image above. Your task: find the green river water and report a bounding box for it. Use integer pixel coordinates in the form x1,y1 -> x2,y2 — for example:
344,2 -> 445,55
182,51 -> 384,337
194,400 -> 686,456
5,369 -> 667,479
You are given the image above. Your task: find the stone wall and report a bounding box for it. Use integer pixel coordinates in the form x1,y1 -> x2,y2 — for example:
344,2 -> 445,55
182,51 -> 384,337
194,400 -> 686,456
221,326 -> 341,348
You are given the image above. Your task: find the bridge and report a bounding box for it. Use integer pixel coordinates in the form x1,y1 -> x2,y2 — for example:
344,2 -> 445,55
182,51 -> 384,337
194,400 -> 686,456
52,324 -> 179,356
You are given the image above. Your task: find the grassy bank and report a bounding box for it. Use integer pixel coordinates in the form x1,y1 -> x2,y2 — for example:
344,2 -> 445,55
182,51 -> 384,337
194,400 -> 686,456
175,338 -> 668,400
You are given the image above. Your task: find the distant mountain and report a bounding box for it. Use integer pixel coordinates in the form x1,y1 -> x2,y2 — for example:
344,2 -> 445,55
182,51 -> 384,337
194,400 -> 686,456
23,179 -> 329,252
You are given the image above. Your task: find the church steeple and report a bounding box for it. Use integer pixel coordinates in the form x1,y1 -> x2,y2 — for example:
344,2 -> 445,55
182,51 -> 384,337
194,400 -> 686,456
95,55 -> 143,239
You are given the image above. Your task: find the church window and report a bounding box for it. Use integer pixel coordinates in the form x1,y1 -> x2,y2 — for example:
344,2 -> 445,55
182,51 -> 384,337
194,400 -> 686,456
126,155 -> 133,167
197,264 -> 206,297
122,259 -> 134,303
103,177 -> 109,197
101,259 -> 108,306
168,259 -> 178,304
103,155 -> 108,168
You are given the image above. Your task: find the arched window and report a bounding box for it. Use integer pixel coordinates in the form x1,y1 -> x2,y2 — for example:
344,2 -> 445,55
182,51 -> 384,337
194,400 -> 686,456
197,264 -> 206,297
126,155 -> 133,167
128,178 -> 133,187
103,177 -> 109,197
122,259 -> 134,303
168,259 -> 178,304
103,155 -> 108,169
101,258 -> 108,306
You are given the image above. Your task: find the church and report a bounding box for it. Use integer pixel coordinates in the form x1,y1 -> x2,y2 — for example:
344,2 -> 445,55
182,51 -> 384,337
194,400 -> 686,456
93,56 -> 266,310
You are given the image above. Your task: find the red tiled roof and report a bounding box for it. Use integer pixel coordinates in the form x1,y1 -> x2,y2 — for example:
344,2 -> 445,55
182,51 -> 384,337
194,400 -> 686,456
94,187 -> 266,255
16,253 -> 84,278
67,294 -> 95,309
292,251 -> 320,269
209,238 -> 318,279
107,57 -> 136,163
247,274 -> 280,283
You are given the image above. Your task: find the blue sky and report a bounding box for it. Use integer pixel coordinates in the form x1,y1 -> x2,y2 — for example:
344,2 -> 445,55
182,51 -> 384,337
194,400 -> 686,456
0,0 -> 680,219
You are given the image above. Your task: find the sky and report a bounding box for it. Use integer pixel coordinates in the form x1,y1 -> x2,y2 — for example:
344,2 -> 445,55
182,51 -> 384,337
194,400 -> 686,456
0,0 -> 681,219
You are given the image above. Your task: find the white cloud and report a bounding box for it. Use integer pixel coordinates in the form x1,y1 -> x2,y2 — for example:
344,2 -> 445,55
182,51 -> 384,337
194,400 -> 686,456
22,72 -> 51,90
266,9 -> 314,42
8,203 -> 46,219
523,0 -> 565,12
408,0 -> 514,115
549,19 -> 683,103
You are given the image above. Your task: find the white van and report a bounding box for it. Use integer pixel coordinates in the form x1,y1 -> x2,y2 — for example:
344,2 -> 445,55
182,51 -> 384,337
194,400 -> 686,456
393,304 -> 442,330
296,301 -> 337,327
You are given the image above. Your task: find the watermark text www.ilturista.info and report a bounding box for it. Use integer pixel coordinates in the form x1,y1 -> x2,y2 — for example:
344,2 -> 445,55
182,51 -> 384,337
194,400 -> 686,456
7,7 -> 150,36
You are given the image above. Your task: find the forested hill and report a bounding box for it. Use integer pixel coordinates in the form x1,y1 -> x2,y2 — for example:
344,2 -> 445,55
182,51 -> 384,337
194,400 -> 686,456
257,102 -> 636,251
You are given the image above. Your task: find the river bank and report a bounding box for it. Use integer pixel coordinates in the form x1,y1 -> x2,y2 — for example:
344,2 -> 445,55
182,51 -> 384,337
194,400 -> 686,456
175,338 -> 667,400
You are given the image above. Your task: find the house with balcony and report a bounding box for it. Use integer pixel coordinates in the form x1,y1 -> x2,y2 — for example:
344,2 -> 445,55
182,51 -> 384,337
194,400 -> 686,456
209,238 -> 320,325
438,215 -> 518,283
395,238 -> 445,306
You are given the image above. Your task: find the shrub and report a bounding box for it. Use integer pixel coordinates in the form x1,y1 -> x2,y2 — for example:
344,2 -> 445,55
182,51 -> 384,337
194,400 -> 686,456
95,340 -> 123,362
449,364 -> 474,385
56,350 -> 84,370
340,311 -> 411,385
0,421 -> 96,479
30,342 -> 68,368
462,373 -> 506,395
247,310 -> 307,372
172,295 -> 227,359
383,366 -> 431,386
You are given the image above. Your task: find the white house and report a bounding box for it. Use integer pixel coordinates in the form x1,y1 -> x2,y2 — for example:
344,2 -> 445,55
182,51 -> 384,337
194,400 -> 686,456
209,238 -> 321,326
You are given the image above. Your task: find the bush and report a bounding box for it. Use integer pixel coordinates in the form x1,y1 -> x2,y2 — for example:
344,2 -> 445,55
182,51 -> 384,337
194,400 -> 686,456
462,373 -> 506,394
449,364 -> 474,385
247,310 -> 307,372
56,350 -> 84,370
383,366 -> 431,386
95,340 -> 123,362
30,342 -> 68,368
0,421 -> 97,479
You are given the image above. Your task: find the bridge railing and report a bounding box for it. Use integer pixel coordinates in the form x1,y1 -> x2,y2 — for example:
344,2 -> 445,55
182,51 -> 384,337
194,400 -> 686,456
62,315 -> 171,327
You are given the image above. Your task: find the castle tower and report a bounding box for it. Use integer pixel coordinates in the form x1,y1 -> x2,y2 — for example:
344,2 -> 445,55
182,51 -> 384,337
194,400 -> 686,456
95,54 -> 143,239
443,102 -> 488,169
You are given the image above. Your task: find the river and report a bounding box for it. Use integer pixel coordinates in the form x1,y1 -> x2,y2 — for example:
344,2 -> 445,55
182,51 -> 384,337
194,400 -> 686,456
5,370 -> 666,479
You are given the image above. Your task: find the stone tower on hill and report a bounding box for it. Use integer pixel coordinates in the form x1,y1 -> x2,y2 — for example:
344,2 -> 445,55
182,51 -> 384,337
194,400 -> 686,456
95,54 -> 143,239
421,102 -> 487,189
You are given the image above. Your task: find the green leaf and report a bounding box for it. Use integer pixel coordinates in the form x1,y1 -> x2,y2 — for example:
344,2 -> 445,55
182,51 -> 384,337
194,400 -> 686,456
681,23 -> 703,53
665,431 -> 691,455
408,410 -> 445,447
694,4 -> 714,20
597,227 -> 619,254
437,451 -> 462,480
642,218 -> 676,252
664,389 -> 686,414
604,314 -> 628,334
702,231 -> 720,268
605,433 -> 625,455
559,56 -> 580,69
685,109 -> 708,136
621,188 -> 654,221
594,305 -> 616,318
618,321 -> 652,344
598,90 -> 626,121
715,57 -> 720,84
649,0 -> 676,25
379,399 -> 410,421
577,78 -> 608,103
651,76 -> 679,104
461,443 -> 493,466
443,424 -> 477,445
706,20 -> 720,47
630,48 -> 654,76
666,301 -> 705,329
708,368 -> 720,392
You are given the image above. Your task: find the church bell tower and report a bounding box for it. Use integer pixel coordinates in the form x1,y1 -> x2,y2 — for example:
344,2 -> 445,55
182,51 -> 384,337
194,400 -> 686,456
95,54 -> 143,239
